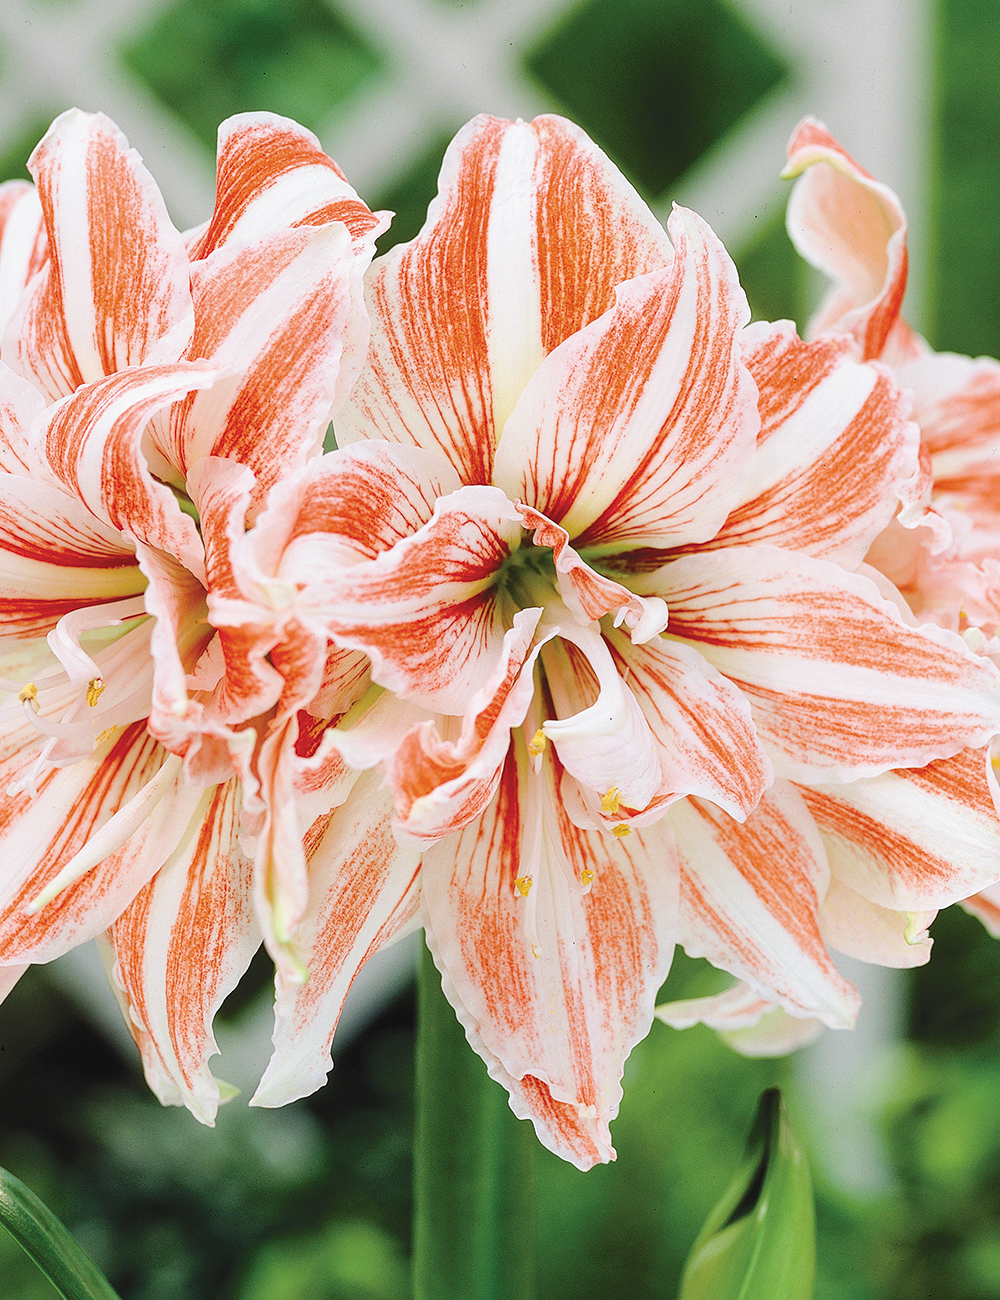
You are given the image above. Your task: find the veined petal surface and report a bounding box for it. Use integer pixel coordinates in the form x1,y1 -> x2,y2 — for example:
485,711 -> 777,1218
711,321 -> 918,567
108,778 -> 259,1124
654,544 -> 1000,782
494,207 -> 757,551
800,745 -> 1000,910
9,109 -> 193,399
670,783 -> 859,1026
422,747 -> 677,1168
337,113 -> 671,483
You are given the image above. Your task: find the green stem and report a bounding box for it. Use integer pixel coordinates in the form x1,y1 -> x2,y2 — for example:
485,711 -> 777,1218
413,941 -> 536,1300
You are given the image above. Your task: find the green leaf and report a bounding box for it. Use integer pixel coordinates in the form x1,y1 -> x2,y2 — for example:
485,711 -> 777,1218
678,1088 -> 815,1300
0,1166 -> 121,1300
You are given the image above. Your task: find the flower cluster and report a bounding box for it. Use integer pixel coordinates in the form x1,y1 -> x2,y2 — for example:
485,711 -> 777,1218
0,108 -> 999,1168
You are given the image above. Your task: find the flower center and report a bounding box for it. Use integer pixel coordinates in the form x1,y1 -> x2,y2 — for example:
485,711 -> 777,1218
496,532 -> 558,610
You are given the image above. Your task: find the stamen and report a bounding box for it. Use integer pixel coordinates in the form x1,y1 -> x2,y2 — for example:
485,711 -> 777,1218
580,868 -> 595,887
527,729 -> 547,758
611,824 -> 631,838
514,876 -> 533,897
601,786 -> 621,816
530,943 -> 541,960
85,678 -> 106,707
18,682 -> 37,704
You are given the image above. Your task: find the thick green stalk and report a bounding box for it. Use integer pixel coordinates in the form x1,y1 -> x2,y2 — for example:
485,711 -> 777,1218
413,941 -> 535,1300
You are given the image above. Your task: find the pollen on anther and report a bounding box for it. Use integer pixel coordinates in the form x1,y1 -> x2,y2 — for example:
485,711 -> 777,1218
611,824 -> 631,839
601,786 -> 621,815
17,682 -> 37,703
86,678 -> 106,707
527,729 -> 547,758
514,876 -> 533,897
580,868 -> 595,887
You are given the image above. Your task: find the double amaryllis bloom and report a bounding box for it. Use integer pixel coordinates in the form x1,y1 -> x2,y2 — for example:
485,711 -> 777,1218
2,108 -> 1000,1168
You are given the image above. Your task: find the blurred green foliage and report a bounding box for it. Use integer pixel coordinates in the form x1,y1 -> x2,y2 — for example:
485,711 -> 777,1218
122,0 -> 381,150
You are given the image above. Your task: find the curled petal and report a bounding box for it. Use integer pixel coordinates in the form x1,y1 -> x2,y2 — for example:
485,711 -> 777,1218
784,116 -> 912,361
9,109 -> 193,399
322,485 -> 522,714
540,627 -> 662,813
389,608 -> 550,846
656,544 -> 1000,782
670,783 -> 859,1026
517,506 -> 668,638
495,206 -> 757,552
819,874 -> 934,968
43,363 -> 228,577
189,112 -> 382,259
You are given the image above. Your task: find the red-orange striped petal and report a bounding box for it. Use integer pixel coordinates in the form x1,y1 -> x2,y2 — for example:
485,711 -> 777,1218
10,110 -> 193,400
495,206 -> 757,552
654,544 -> 1000,782
670,783 -> 859,1025
337,113 -> 671,485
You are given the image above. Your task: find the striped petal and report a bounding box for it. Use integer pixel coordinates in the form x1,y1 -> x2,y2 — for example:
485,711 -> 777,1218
323,485 -> 522,714
784,116 -> 912,361
107,778 -> 259,1124
0,180 -> 46,339
605,627 -> 772,820
422,746 -> 677,1168
8,109 -> 193,400
669,782 -> 859,1025
389,608 -> 549,846
799,745 -> 1000,910
0,472 -> 142,638
0,724 -> 205,965
654,544 -> 1000,782
897,349 -> 1000,530
42,364 -> 227,578
156,222 -> 367,500
709,321 -> 919,567
189,112 -> 382,260
337,113 -> 671,484
251,771 -> 421,1108
494,207 -> 757,551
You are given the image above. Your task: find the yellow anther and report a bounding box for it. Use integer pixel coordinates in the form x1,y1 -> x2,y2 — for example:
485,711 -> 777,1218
580,868 -> 595,887
17,682 -> 37,703
85,678 -> 106,707
530,943 -> 542,960
527,729 -> 547,758
601,786 -> 621,816
514,876 -> 533,897
611,823 -> 632,839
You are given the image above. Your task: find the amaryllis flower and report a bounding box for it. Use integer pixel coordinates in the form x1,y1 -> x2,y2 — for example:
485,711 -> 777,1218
773,118 -> 1000,956
0,108 -> 382,1122
232,115 -> 1000,1167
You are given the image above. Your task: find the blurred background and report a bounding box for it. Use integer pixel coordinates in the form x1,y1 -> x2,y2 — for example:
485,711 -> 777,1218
1,0 -> 999,1296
